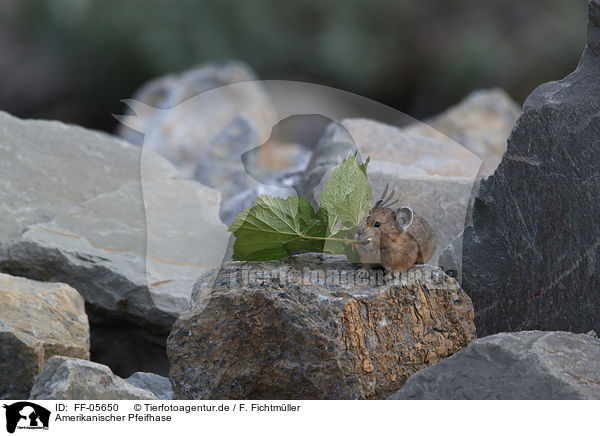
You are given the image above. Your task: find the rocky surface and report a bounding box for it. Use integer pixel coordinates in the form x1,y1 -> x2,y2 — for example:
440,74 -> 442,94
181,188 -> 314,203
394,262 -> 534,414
126,372 -> 173,400
0,110 -> 177,247
29,356 -> 157,400
0,110 -> 229,376
167,253 -> 475,400
437,230 -> 465,282
462,2 -> 600,336
116,60 -> 284,203
309,117 -> 481,179
389,331 -> 600,400
297,119 -> 480,263
0,274 -> 89,399
404,88 -> 521,175
5,179 -> 228,376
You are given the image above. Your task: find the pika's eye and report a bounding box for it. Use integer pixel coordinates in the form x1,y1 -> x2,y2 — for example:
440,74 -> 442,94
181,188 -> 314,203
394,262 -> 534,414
374,221 -> 380,228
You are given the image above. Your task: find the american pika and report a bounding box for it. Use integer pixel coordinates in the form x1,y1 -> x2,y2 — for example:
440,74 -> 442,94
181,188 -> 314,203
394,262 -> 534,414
353,186 -> 436,271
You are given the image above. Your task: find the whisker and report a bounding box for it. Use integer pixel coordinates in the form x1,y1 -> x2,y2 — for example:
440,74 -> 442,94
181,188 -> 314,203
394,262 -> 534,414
383,188 -> 395,205
379,184 -> 389,203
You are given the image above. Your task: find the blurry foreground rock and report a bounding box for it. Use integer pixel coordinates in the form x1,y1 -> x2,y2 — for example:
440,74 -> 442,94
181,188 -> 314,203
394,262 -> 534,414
167,254 -> 475,399
0,110 -> 229,376
404,88 -> 521,176
126,372 -> 173,400
462,1 -> 600,336
389,331 -> 600,400
0,274 -> 89,399
29,356 -> 157,400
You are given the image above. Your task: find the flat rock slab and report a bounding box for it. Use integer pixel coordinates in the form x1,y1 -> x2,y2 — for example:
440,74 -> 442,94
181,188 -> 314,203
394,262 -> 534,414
0,110 -> 177,248
0,110 -> 228,376
462,3 -> 600,336
30,356 -> 157,400
0,274 -> 89,399
6,180 -> 228,376
389,331 -> 600,400
167,253 -> 475,399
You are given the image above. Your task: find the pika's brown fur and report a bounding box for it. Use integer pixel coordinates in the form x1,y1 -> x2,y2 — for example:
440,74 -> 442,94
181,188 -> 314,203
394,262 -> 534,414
353,206 -> 436,271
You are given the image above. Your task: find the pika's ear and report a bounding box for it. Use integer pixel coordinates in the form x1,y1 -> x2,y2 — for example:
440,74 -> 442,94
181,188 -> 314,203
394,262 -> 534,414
396,207 -> 413,230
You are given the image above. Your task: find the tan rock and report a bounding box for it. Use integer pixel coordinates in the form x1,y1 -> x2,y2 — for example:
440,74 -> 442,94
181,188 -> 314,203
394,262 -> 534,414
0,274 -> 89,399
167,254 -> 475,399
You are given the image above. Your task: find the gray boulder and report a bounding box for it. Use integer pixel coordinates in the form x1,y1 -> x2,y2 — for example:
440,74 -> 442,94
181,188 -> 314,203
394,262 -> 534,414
0,274 -> 89,399
116,61 -> 285,203
462,1 -> 600,336
126,372 -> 173,400
389,331 -> 600,400
6,180 -> 228,376
404,88 -> 521,176
0,110 -> 177,248
167,253 -> 475,400
30,356 -> 157,400
0,110 -> 228,376
297,118 -> 480,263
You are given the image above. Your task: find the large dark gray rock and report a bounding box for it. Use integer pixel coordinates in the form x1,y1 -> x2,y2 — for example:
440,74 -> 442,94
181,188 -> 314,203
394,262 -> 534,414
389,331 -> 600,400
462,1 -> 600,336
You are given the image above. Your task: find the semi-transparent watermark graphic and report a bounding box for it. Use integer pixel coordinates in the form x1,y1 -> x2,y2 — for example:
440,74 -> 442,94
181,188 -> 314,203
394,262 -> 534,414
115,80 -> 481,316
227,266 -> 449,288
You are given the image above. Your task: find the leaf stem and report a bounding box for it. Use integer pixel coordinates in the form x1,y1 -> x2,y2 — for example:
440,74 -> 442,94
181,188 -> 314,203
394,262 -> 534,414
298,235 -> 368,244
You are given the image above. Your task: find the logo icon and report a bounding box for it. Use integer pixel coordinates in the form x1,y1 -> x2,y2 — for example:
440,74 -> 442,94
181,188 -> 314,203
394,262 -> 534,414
3,402 -> 50,434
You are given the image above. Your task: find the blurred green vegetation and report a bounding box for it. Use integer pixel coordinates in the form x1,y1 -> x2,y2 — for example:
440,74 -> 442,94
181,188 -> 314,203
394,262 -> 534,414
0,0 -> 588,131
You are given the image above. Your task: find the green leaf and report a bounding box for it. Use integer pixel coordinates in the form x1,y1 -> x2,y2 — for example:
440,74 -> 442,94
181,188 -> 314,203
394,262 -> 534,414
318,153 -> 372,232
228,195 -> 327,261
315,208 -> 349,255
228,155 -> 373,261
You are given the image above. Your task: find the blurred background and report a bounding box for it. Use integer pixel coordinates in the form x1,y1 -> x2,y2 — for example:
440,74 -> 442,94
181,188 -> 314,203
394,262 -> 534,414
0,0 -> 588,133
